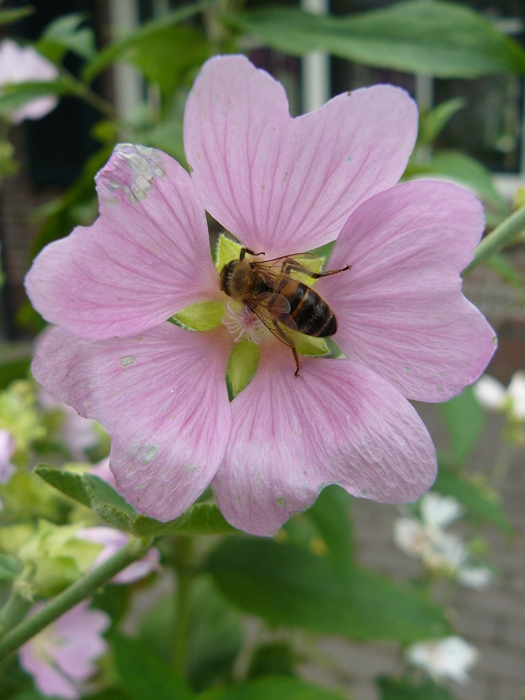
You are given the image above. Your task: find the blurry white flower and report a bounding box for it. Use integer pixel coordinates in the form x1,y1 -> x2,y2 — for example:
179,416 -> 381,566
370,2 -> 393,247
77,526 -> 161,584
406,636 -> 479,684
0,39 -> 58,123
393,492 -> 493,588
0,429 -> 16,484
19,601 -> 109,699
473,371 -> 525,421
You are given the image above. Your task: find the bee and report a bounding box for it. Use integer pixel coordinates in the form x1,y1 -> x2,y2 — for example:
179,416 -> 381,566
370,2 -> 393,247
220,247 -> 351,375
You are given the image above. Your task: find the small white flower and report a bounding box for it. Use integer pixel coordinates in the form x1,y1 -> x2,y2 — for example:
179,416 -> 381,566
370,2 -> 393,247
393,492 -> 493,589
406,636 -> 479,684
473,371 -> 525,421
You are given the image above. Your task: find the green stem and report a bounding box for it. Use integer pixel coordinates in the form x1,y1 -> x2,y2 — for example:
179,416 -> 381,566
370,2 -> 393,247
59,72 -> 117,120
173,537 -> 193,678
463,202 -> 525,276
0,590 -> 32,636
0,540 -> 147,660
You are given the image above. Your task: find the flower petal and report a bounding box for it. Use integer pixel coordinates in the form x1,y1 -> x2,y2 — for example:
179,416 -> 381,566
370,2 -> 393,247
318,180 -> 497,402
184,55 -> 417,256
213,344 -> 436,536
25,145 -> 219,340
32,325 -> 232,521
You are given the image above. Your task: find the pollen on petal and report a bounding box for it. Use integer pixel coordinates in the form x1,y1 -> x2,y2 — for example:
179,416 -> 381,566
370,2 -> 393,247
222,300 -> 264,344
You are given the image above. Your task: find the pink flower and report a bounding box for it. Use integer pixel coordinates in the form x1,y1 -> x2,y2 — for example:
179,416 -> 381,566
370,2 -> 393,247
0,429 -> 16,484
0,39 -> 58,123
77,526 -> 161,584
25,56 -> 496,536
19,600 -> 110,699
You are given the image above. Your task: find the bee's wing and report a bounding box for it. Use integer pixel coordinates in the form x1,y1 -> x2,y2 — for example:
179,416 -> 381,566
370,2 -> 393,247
252,253 -> 324,284
247,291 -> 299,346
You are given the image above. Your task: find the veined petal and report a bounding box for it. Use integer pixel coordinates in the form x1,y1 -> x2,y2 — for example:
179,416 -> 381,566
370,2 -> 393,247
213,344 -> 436,536
318,180 -> 497,402
184,55 -> 417,257
25,145 -> 220,340
32,325 -> 232,521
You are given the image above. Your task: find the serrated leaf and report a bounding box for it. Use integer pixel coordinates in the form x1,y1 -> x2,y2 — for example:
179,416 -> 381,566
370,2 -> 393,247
230,2 -> 525,78
437,386 -> 486,465
82,3 -> 204,83
207,538 -> 449,642
133,502 -> 239,537
35,465 -> 91,507
434,464 -> 512,534
113,634 -> 192,700
200,676 -> 346,700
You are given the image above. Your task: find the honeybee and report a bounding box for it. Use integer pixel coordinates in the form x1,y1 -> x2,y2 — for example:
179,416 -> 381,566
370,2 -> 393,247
220,247 -> 351,375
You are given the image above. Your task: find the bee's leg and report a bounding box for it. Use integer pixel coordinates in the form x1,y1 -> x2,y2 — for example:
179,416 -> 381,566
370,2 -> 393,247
293,347 -> 301,377
240,247 -> 265,261
310,264 -> 351,279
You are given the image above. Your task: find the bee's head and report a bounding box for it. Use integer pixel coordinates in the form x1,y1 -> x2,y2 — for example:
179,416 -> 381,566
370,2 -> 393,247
219,259 -> 238,296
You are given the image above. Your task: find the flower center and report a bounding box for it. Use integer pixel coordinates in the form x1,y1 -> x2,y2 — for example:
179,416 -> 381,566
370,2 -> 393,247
222,300 -> 264,344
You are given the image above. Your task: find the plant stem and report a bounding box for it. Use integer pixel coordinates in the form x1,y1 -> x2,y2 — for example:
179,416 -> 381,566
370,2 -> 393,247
173,537 -> 193,678
463,202 -> 525,276
60,72 -> 117,120
0,540 -> 147,660
0,590 -> 32,636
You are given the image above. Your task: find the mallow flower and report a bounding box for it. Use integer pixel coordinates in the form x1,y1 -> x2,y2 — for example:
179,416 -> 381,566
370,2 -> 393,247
0,39 -> 58,124
19,600 -> 109,699
25,55 -> 496,536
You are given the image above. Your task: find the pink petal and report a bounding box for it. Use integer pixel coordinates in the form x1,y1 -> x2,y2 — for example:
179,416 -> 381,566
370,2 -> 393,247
212,343 -> 436,536
53,602 -> 109,678
184,55 -> 417,257
0,40 -> 59,124
317,180 -> 497,402
25,145 -> 220,340
32,324 -> 232,521
19,647 -> 79,699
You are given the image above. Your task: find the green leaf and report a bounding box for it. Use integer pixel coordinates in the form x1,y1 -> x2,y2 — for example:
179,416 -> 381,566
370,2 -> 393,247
0,355 -> 31,389
125,26 -> 208,99
37,13 -> 96,63
231,1 -> 525,78
83,3 -> 204,83
434,464 -> 512,534
36,465 -> 238,536
0,6 -> 34,25
377,677 -> 456,700
0,80 -> 72,115
207,538 -> 449,642
405,150 -> 509,215
188,575 -> 244,691
133,502 -> 239,537
418,98 -> 466,145
200,676 -> 346,700
35,465 -> 92,507
113,634 -> 193,700
306,485 -> 354,582
138,117 -> 186,165
437,386 -> 486,464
